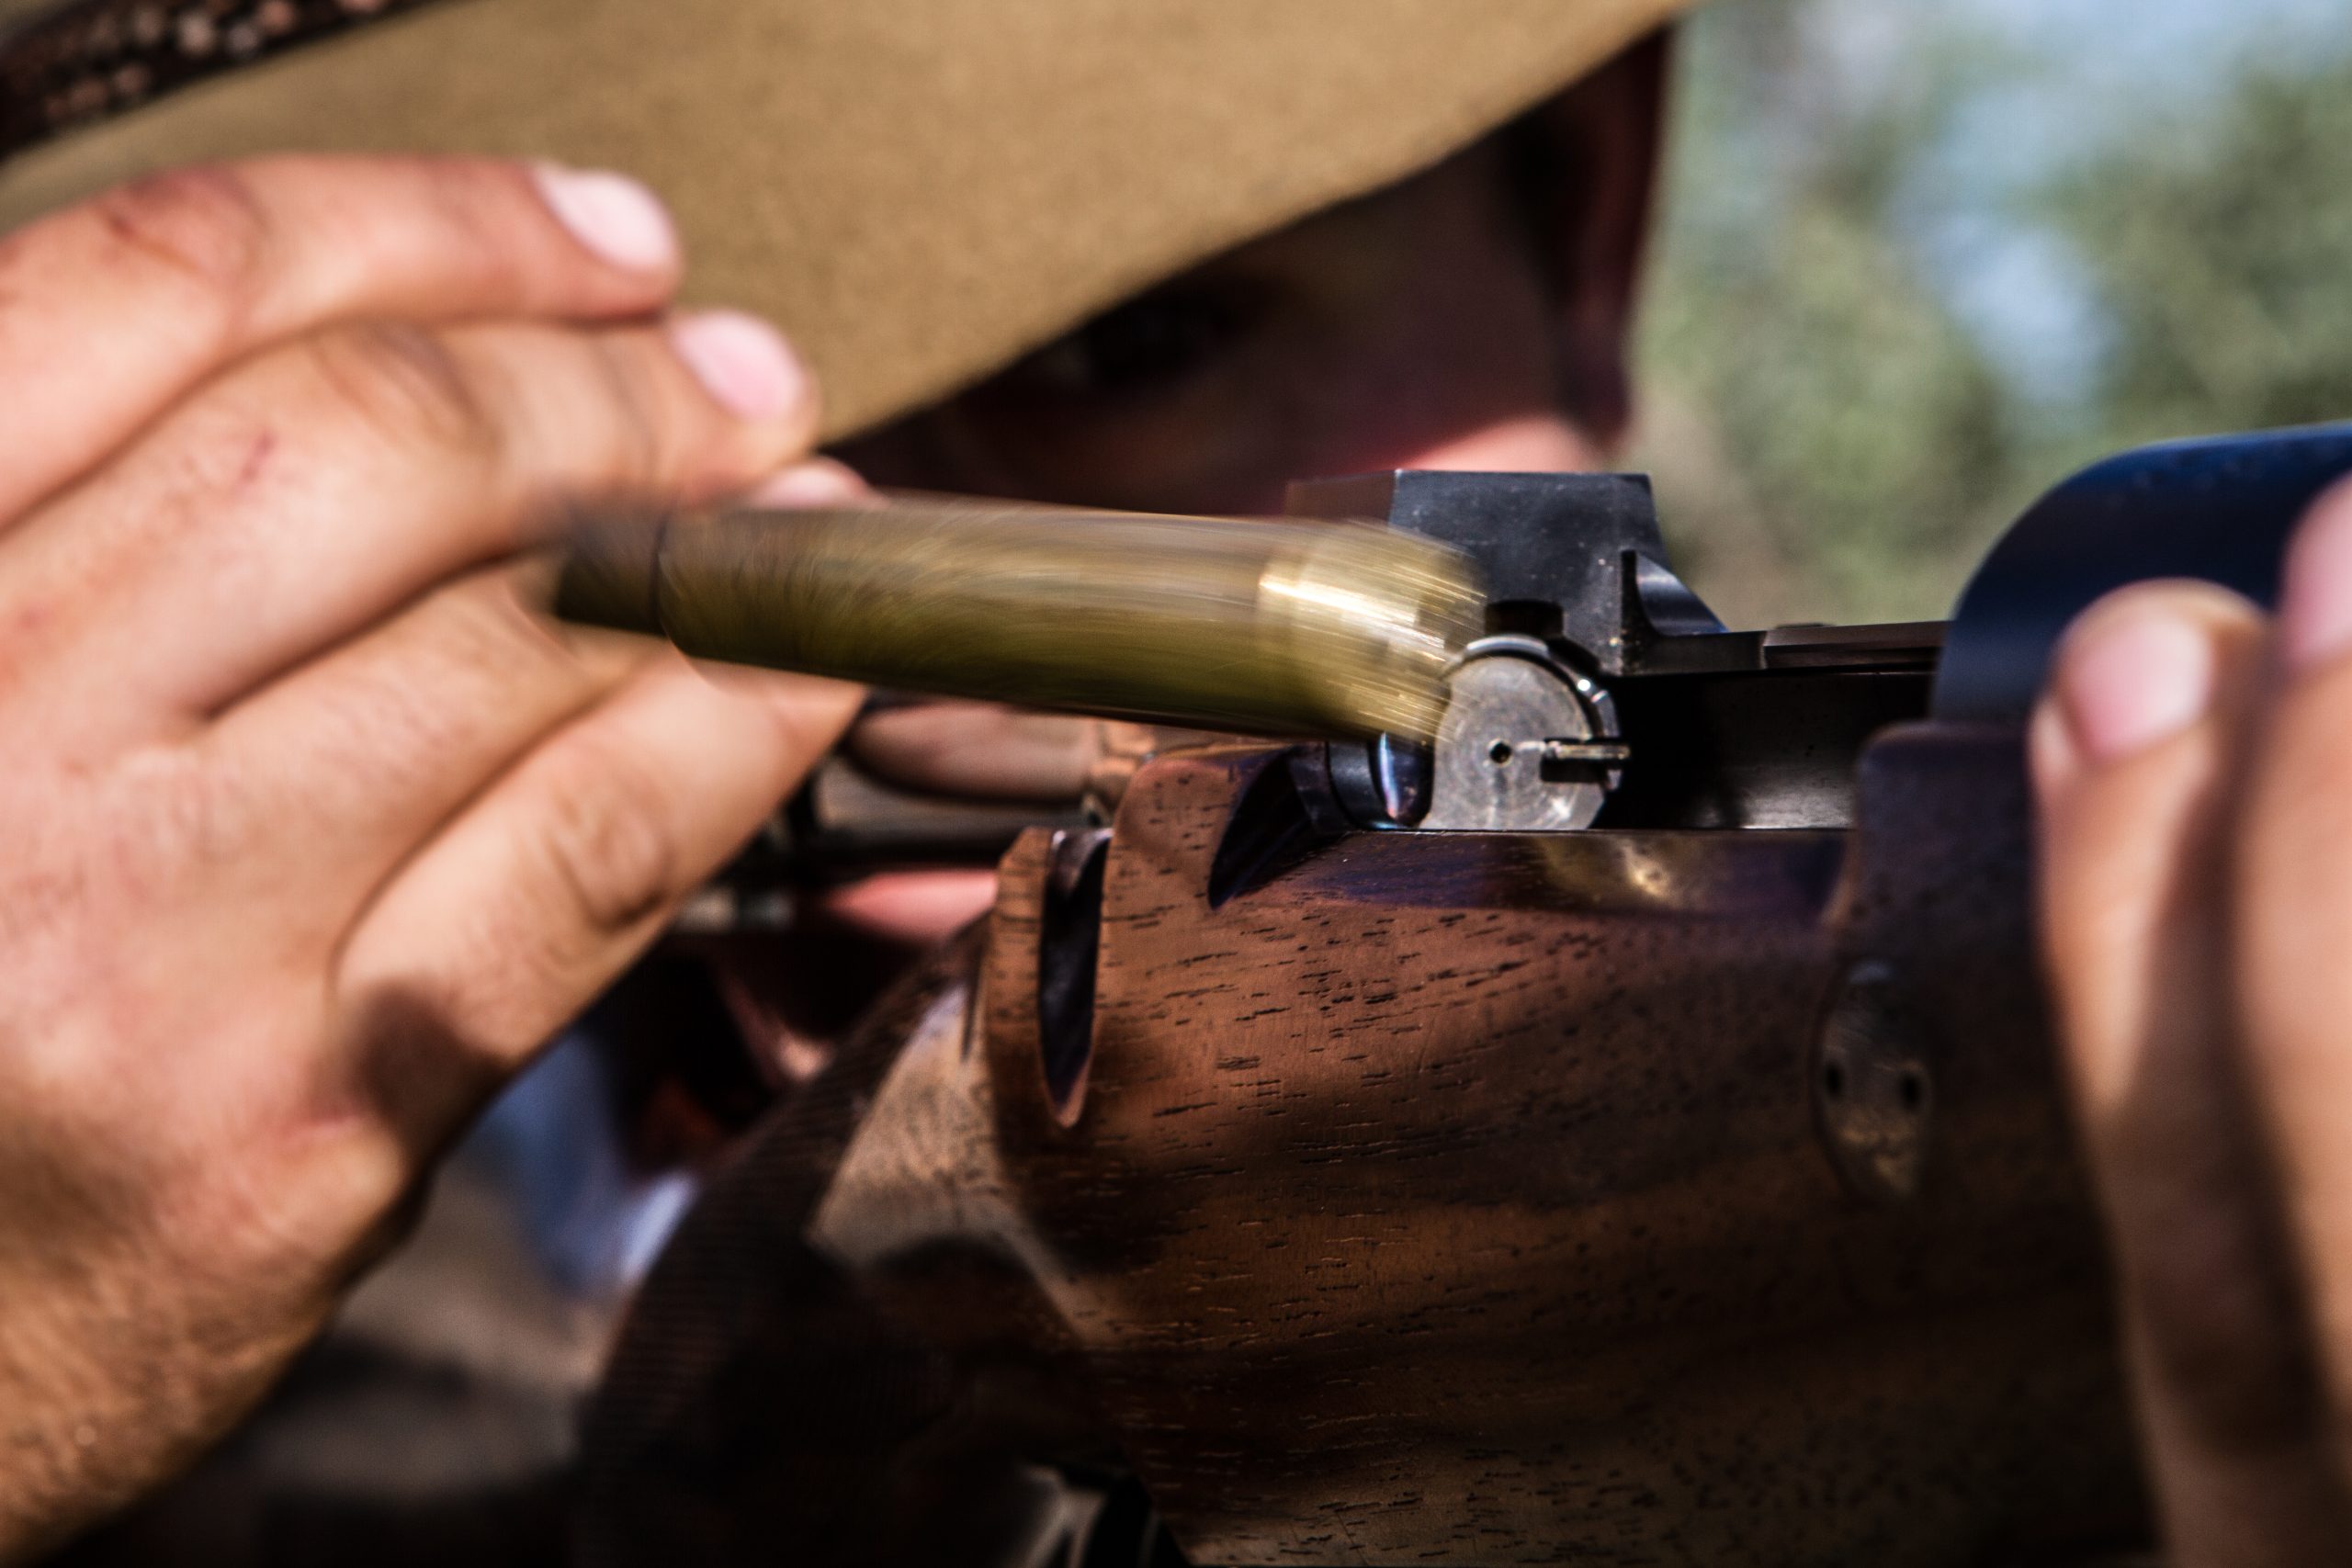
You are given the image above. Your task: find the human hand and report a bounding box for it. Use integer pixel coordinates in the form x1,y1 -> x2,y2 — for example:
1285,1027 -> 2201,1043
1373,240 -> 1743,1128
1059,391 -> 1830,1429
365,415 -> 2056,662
0,154 -> 858,1557
815,702 -> 1197,950
2035,479 -> 2352,1562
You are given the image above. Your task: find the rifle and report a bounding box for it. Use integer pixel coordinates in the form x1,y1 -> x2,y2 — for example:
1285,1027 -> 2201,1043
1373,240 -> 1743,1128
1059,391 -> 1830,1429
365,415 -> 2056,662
562,423 -> 2352,1567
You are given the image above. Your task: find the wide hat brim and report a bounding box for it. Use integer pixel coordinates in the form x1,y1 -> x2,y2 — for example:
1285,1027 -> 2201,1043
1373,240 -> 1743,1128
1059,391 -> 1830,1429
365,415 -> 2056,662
0,0 -> 1691,441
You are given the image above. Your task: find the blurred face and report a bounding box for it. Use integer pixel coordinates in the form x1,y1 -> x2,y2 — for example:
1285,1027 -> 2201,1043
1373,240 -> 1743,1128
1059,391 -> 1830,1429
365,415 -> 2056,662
840,145 -> 1594,513
835,37 -> 1667,513
797,41 -> 1670,959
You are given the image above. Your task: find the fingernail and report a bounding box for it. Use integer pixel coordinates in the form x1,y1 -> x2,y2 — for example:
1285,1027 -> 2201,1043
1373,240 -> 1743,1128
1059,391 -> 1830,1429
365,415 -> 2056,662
533,164 -> 680,274
670,311 -> 808,423
2278,489 -> 2352,674
2054,604 -> 2217,764
746,460 -> 875,509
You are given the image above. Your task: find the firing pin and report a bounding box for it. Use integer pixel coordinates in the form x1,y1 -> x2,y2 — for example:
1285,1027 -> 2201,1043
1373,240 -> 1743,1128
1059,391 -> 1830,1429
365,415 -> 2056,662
552,501 -> 1484,739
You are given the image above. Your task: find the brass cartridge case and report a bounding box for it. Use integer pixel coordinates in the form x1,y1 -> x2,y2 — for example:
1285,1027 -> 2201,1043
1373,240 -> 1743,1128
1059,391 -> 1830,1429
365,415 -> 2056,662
554,502 -> 1483,739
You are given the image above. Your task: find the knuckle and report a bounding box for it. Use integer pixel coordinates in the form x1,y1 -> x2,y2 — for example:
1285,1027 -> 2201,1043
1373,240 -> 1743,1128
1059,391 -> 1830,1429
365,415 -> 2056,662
325,605 -> 518,783
413,157 -> 535,291
87,164 -> 275,326
304,322 -> 501,463
527,739 -> 683,938
267,583 -> 582,816
582,333 -> 673,486
429,570 -> 572,685
113,741 -> 258,876
337,980 -> 512,1168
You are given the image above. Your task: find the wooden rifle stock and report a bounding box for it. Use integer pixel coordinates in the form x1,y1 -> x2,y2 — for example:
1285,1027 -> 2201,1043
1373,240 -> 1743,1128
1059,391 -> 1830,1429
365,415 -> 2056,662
582,428 -> 2352,1567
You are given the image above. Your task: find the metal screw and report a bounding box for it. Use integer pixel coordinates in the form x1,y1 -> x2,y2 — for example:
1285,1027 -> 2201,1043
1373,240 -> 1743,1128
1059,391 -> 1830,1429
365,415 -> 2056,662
1812,961 -> 1932,1203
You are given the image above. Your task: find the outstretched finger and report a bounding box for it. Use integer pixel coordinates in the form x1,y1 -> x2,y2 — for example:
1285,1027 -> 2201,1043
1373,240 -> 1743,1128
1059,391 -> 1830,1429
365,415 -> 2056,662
2033,580 -> 2347,1560
0,153 -> 682,522
195,561 -> 653,925
329,658 -> 859,1156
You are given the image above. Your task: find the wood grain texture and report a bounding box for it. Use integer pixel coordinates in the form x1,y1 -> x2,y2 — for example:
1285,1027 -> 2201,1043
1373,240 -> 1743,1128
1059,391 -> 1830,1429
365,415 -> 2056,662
602,725 -> 2143,1565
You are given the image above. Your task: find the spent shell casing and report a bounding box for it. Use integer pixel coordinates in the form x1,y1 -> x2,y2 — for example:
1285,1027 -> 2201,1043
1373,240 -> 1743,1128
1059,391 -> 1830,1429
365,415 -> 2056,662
553,501 -> 1485,739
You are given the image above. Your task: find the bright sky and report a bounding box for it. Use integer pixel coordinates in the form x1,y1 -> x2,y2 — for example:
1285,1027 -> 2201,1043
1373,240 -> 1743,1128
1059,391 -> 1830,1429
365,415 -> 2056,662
1883,0 -> 2352,409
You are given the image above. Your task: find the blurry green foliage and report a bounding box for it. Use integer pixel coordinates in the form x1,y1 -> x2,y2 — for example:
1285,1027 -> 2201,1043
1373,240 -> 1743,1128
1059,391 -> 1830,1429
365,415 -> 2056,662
2045,56 -> 2352,451
1634,2 -> 2352,629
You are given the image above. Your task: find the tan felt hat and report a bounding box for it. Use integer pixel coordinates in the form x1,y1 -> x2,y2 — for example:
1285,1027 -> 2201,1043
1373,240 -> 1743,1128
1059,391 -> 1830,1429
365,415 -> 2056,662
1,0 -> 1691,440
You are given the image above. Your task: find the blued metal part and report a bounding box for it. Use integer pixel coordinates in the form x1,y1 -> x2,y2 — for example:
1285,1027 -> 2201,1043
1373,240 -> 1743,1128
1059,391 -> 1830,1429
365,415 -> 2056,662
1630,620 -> 1944,678
1205,746 -> 1357,906
1597,666 -> 1934,829
1285,468 -> 1724,673
783,755 -> 1088,871
554,502 -> 1485,740
1936,422 -> 2352,723
680,755 -> 1091,930
1322,731 -> 1433,829
1284,469 -> 1937,832
711,718 -> 1183,912
1763,619 -> 1944,670
1036,827 -> 1111,1119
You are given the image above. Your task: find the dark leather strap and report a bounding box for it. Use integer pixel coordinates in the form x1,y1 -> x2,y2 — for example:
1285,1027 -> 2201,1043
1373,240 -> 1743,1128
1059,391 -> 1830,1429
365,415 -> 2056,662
1,0 -> 459,167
